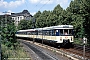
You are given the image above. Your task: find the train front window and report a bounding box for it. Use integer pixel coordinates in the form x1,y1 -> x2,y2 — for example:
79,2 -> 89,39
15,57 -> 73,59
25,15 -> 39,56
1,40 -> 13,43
60,29 -> 63,35
60,29 -> 73,35
64,29 -> 68,35
64,29 -> 73,35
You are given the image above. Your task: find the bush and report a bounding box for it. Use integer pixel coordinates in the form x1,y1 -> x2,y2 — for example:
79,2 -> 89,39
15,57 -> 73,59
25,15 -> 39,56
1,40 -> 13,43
1,44 -> 31,60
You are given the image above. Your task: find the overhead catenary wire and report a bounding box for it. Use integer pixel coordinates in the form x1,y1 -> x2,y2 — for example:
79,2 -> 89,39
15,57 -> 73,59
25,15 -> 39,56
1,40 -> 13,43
38,0 -> 50,11
24,0 -> 51,15
31,0 -> 43,11
24,0 -> 29,10
24,0 -> 43,15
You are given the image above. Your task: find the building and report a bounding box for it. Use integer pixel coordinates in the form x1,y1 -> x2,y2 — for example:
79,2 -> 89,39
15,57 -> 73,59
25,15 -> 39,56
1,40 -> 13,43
11,10 -> 33,26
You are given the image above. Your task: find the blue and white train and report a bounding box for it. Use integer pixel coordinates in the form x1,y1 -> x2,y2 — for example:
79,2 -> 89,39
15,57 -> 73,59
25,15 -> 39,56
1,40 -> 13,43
16,25 -> 74,47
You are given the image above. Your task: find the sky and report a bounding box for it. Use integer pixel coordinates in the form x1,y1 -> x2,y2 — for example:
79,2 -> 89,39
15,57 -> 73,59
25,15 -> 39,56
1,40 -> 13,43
0,0 -> 72,16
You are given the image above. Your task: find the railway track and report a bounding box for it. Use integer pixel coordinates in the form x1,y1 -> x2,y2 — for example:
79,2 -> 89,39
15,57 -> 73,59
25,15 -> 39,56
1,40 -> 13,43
19,39 -> 72,60
71,44 -> 90,59
74,44 -> 90,53
22,42 -> 54,60
18,39 -> 90,60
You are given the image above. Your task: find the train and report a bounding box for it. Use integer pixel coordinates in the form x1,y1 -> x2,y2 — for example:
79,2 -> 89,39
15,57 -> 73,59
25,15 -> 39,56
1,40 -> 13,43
16,25 -> 74,47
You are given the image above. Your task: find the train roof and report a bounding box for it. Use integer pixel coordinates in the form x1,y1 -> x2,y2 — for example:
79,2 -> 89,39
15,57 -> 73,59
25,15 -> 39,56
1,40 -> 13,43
42,27 -> 52,30
52,25 -> 73,29
17,29 -> 36,32
35,28 -> 42,31
17,25 -> 73,32
42,25 -> 73,30
35,25 -> 73,31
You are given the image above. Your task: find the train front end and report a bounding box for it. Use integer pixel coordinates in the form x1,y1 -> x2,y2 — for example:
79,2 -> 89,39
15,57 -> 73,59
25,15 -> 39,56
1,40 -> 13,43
54,25 -> 74,47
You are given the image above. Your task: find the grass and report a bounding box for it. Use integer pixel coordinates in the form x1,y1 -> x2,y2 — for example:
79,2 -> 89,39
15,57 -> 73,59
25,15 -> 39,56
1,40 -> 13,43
74,38 -> 83,45
1,44 -> 31,60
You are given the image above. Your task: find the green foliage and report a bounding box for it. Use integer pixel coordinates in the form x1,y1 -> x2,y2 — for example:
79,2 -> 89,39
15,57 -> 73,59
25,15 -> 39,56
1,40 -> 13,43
0,16 -> 17,48
1,44 -> 31,60
35,10 -> 50,28
74,38 -> 83,45
18,20 -> 29,30
27,20 -> 33,29
53,4 -> 63,16
68,0 -> 90,44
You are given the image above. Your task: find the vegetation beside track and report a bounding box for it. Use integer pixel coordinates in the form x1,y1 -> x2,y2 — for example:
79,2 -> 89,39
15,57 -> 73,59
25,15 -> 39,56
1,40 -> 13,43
1,43 -> 31,60
74,38 -> 90,46
74,38 -> 83,45
0,12 -> 31,60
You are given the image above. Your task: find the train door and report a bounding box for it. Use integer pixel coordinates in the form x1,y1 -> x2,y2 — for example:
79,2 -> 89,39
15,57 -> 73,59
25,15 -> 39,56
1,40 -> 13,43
55,29 -> 60,36
54,29 -> 60,43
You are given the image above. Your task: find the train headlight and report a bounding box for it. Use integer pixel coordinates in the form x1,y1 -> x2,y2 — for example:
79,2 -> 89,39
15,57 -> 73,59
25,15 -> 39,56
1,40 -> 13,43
60,37 -> 62,41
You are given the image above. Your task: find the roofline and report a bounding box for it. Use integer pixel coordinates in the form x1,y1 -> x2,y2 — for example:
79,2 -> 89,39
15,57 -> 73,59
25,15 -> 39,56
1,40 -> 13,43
17,25 -> 73,32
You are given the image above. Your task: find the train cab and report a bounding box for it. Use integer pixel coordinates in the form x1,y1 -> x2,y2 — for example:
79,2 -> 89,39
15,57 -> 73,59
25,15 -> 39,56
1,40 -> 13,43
52,25 -> 74,46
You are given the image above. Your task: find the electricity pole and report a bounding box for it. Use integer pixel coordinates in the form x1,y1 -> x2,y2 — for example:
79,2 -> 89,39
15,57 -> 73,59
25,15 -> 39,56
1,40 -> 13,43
83,37 -> 87,60
32,17 -> 36,43
42,28 -> 43,46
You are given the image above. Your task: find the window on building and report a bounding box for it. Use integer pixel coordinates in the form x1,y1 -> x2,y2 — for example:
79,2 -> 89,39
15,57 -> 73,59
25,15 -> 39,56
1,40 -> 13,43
18,17 -> 19,20
12,18 -> 14,20
15,17 -> 17,20
20,17 -> 22,20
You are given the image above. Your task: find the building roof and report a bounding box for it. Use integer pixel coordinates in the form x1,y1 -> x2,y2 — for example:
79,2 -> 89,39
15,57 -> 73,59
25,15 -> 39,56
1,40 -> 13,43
11,10 -> 33,17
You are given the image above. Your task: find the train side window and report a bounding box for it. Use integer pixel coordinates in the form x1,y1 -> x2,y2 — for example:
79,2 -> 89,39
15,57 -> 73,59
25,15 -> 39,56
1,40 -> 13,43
49,30 -> 52,36
45,31 -> 47,35
43,31 -> 44,35
60,29 -> 63,35
46,30 -> 51,36
50,30 -> 52,36
46,31 -> 48,35
48,30 -> 50,36
47,31 -> 49,36
38,31 -> 42,35
31,32 -> 32,35
27,32 -> 30,35
52,30 -> 56,36
36,31 -> 38,35
34,31 -> 38,35
69,29 -> 73,35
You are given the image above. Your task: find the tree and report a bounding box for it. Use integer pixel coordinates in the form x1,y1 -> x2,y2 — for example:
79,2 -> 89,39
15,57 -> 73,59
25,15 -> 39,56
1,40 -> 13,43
66,0 -> 90,45
53,4 -> 63,16
34,11 -> 41,19
1,15 -> 17,48
35,10 -> 51,28
18,20 -> 29,30
80,0 -> 90,44
52,4 -> 64,25
27,20 -> 33,29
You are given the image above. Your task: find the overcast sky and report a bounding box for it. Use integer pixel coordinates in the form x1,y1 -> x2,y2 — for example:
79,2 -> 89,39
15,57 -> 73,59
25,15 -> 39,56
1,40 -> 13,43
0,0 -> 72,15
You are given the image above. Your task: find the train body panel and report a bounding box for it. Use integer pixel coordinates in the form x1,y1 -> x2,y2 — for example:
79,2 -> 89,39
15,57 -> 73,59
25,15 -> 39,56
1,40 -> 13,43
56,36 -> 74,43
33,35 -> 56,42
16,34 -> 27,38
